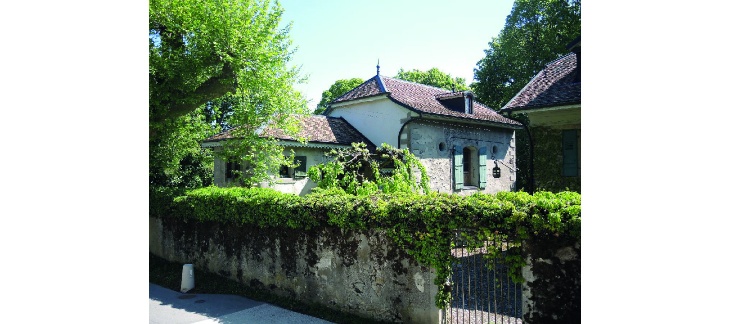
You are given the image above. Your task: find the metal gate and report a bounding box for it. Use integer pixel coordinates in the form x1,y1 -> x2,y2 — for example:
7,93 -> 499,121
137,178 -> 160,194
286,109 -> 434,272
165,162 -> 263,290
444,235 -> 523,324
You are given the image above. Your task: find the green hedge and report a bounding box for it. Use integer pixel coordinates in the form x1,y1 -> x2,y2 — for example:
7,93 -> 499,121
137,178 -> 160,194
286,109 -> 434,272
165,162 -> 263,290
151,186 -> 580,307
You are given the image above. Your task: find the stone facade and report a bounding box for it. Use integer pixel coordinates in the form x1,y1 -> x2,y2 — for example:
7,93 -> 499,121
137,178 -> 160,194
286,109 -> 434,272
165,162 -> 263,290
149,216 -> 440,323
403,120 -> 516,194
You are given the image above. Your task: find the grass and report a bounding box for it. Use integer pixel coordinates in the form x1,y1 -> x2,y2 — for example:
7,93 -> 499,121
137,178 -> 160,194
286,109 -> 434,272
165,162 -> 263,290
149,253 -> 394,324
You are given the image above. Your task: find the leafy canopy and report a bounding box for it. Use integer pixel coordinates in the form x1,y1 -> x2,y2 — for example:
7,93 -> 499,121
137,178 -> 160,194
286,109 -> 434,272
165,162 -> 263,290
313,78 -> 363,115
395,68 -> 470,92
149,0 -> 308,188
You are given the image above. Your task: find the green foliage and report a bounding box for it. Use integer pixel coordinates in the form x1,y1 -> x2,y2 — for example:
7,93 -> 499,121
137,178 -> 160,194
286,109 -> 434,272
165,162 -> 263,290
473,0 -> 581,109
395,68 -> 470,91
314,78 -> 364,114
307,142 -> 430,195
155,186 -> 581,309
149,0 -> 308,190
529,126 -> 581,193
149,106 -> 217,188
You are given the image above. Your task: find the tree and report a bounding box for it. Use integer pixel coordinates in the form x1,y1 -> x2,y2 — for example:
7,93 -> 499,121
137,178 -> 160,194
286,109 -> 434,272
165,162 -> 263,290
149,0 -> 308,188
313,78 -> 363,114
395,68 -> 470,91
473,0 -> 581,109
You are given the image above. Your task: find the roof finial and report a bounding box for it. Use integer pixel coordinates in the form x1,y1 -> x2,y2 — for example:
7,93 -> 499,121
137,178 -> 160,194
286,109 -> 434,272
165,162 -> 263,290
377,59 -> 380,76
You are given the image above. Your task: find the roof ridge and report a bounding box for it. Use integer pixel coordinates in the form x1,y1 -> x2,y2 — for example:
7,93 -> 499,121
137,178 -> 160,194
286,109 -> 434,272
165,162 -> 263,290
500,52 -> 579,112
381,75 -> 451,93
375,74 -> 388,92
543,52 -> 575,69
330,75 -> 384,104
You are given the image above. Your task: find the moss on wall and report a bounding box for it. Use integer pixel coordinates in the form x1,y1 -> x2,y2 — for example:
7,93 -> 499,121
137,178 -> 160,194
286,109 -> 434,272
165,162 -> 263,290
522,235 -> 581,324
513,121 -> 581,194
152,216 -> 437,323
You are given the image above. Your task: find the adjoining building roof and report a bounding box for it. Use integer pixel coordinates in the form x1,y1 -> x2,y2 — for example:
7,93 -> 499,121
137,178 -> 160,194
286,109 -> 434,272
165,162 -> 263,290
203,115 -> 375,149
329,75 -> 522,127
501,53 -> 581,112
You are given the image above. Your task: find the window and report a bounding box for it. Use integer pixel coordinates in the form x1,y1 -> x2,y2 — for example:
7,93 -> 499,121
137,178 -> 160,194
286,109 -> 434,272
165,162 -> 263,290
454,146 -> 487,190
225,161 -> 241,179
562,130 -> 579,177
280,156 -> 307,179
293,156 -> 307,179
463,148 -> 472,185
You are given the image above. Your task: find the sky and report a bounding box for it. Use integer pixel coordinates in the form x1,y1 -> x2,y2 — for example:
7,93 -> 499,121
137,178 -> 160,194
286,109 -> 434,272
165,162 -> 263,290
277,0 -> 515,111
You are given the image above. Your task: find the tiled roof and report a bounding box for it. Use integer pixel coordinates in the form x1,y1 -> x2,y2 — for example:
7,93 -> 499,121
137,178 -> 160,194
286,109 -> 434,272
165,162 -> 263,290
331,75 -> 522,127
501,53 -> 580,112
204,115 -> 375,149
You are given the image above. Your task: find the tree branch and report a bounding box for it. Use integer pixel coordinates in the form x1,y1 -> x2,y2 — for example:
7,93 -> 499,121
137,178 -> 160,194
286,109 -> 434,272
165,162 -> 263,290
154,62 -> 236,123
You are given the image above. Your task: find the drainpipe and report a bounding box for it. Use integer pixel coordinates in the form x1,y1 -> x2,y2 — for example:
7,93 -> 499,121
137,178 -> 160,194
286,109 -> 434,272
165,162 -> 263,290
397,116 -> 420,150
507,111 -> 535,194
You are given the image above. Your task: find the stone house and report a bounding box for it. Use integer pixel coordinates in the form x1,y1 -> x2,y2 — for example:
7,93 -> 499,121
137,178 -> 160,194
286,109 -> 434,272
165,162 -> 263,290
323,70 -> 522,194
202,115 -> 374,195
499,36 -> 581,193
204,71 -> 522,195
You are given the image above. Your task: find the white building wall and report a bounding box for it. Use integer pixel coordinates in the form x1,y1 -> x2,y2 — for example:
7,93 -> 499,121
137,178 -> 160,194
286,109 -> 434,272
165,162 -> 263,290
211,146 -> 333,196
328,98 -> 412,147
261,147 -> 330,196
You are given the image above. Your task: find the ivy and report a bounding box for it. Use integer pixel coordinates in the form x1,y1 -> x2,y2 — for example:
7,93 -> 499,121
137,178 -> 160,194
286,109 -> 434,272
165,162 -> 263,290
307,142 -> 430,195
157,187 -> 580,309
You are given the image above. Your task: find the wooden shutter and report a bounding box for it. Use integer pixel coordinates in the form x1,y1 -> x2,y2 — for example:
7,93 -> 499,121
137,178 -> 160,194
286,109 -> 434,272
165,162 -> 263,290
478,147 -> 488,189
453,145 -> 463,190
562,130 -> 578,177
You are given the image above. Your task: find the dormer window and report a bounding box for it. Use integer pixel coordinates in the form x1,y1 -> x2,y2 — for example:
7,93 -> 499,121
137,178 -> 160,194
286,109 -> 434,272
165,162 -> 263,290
436,91 -> 475,114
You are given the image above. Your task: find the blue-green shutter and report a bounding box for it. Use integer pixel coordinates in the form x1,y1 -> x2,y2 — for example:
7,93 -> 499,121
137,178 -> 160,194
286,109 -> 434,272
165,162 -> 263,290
478,147 -> 488,189
562,130 -> 578,177
454,145 -> 463,190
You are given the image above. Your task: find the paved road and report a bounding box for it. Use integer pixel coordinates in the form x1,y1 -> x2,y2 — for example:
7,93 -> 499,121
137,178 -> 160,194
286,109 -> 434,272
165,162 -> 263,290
149,283 -> 333,324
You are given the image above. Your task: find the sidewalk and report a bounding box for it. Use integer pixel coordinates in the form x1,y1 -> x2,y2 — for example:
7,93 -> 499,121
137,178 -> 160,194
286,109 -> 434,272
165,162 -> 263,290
149,283 -> 333,324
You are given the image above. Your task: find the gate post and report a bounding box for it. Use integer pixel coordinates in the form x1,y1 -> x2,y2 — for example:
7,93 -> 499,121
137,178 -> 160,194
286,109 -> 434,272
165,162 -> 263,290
521,237 -> 581,323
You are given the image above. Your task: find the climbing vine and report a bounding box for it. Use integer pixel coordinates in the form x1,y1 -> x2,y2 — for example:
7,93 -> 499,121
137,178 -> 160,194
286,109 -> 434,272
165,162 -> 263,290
307,142 -> 430,195
157,187 -> 580,309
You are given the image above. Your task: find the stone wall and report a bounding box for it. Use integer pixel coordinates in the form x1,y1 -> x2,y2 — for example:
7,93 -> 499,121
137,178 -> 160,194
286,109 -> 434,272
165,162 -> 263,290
521,235 -> 581,323
149,216 -> 439,323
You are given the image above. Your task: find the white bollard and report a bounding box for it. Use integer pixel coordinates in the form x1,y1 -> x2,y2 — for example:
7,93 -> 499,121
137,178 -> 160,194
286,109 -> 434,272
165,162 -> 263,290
181,264 -> 195,293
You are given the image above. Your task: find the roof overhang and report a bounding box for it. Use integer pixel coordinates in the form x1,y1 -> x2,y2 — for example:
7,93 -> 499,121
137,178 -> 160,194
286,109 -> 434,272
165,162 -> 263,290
202,139 -> 351,150
501,103 -> 580,114
504,104 -> 581,128
277,140 -> 352,150
418,113 -> 523,130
